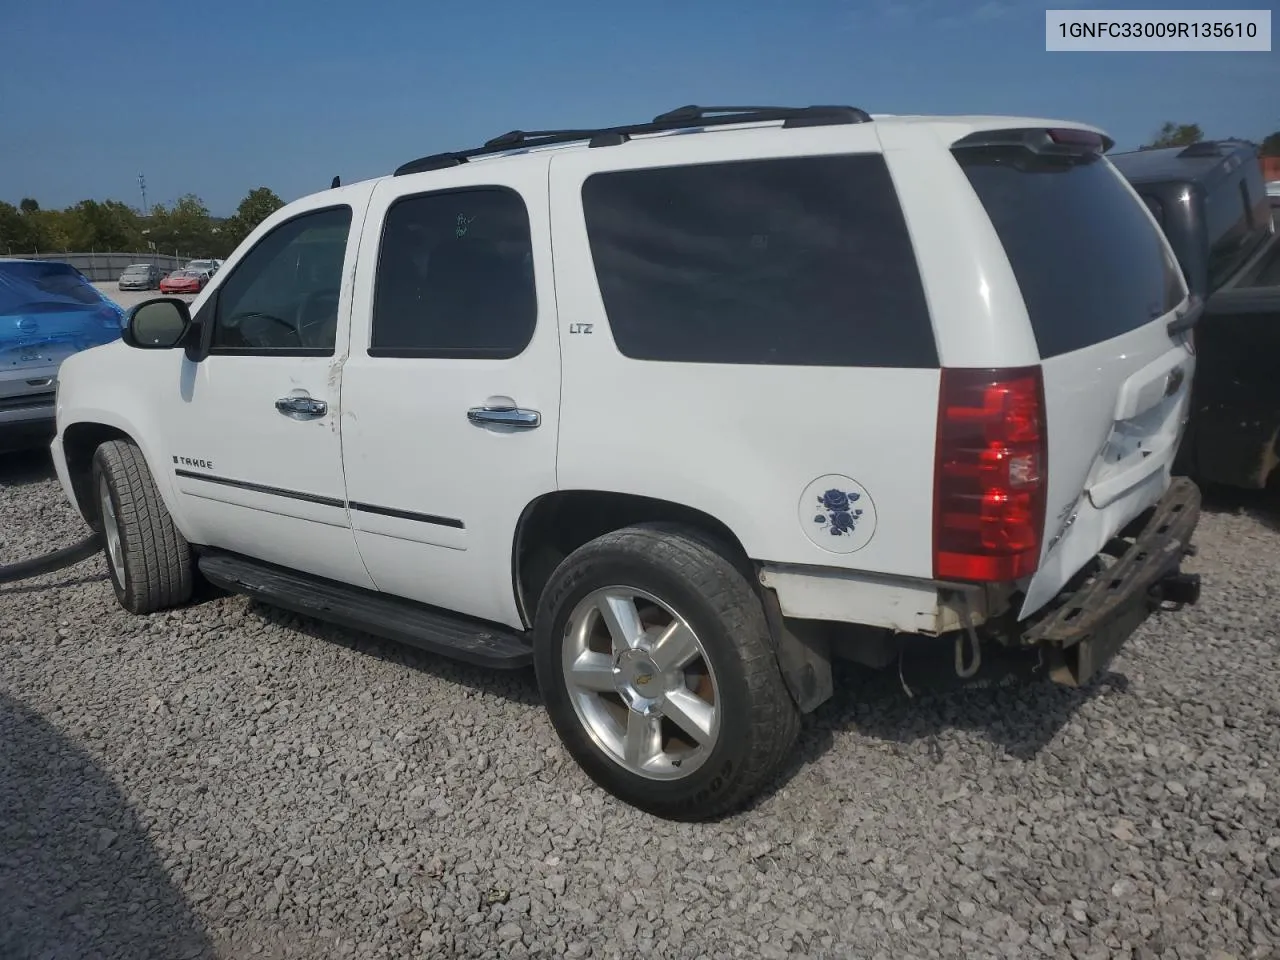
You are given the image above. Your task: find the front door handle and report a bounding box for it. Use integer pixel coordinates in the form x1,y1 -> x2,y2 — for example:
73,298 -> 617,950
275,395 -> 328,420
467,404 -> 540,429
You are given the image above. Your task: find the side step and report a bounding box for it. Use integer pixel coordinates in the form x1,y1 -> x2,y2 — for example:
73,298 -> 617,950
197,550 -> 534,670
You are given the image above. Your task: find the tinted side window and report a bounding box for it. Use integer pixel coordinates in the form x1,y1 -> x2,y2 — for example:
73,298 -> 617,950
1139,192 -> 1165,228
211,206 -> 351,355
580,155 -> 938,367
955,150 -> 1185,359
370,188 -> 536,359
1205,165 -> 1271,289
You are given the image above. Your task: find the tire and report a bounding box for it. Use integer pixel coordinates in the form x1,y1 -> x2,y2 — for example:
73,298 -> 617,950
91,439 -> 193,615
533,523 -> 800,820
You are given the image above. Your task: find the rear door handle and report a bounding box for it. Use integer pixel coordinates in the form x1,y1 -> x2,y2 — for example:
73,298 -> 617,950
467,404 -> 540,429
275,395 -> 328,420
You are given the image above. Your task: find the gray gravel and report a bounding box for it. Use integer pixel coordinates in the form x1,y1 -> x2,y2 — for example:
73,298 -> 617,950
2,449 -> 1279,960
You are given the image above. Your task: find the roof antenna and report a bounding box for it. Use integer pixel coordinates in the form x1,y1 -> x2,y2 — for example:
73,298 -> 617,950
330,175 -> 341,188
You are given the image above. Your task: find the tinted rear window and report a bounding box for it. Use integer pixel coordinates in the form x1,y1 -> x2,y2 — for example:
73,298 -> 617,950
954,149 -> 1185,359
580,154 -> 938,367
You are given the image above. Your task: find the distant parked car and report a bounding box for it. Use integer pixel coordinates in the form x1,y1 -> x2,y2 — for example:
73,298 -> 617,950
1,258 -> 125,451
159,269 -> 211,295
117,263 -> 162,291
1267,180 -> 1280,199
184,258 -> 223,276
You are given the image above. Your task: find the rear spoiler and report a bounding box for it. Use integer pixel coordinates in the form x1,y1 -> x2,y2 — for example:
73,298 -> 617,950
952,127 -> 1115,158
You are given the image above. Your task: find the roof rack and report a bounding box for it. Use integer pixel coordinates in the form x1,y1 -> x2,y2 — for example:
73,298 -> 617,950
393,104 -> 872,177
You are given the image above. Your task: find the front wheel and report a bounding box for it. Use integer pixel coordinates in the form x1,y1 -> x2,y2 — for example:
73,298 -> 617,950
533,524 -> 799,820
92,439 -> 193,615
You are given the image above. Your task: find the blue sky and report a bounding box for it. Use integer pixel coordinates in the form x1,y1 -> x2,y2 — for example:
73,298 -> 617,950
1,0 -> 1275,215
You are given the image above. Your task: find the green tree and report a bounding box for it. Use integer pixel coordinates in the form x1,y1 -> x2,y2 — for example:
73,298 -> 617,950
0,201 -> 36,253
4,204 -> 71,253
148,194 -> 215,256
1261,131 -> 1280,156
62,199 -> 145,251
1141,122 -> 1204,150
221,187 -> 285,254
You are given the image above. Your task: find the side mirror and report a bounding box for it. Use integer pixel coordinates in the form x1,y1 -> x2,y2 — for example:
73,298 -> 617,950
123,297 -> 192,349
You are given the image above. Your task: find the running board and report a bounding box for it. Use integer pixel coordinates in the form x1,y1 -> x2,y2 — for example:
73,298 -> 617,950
196,550 -> 533,669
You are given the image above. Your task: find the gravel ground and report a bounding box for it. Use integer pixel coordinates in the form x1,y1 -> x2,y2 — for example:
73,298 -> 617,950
2,449 -> 1279,960
96,283 -> 196,311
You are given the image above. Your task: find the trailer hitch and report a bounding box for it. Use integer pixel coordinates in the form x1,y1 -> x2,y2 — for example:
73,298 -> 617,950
1148,571 -> 1201,608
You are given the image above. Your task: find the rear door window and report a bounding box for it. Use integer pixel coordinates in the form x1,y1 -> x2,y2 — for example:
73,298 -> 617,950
580,154 -> 938,367
370,187 -> 537,359
954,147 -> 1185,359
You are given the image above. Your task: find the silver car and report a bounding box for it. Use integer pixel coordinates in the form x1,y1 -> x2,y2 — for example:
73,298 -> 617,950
184,258 -> 222,276
118,263 -> 162,290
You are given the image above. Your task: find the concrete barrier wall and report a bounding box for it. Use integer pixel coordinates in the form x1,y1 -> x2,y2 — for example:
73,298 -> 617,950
16,252 -> 191,282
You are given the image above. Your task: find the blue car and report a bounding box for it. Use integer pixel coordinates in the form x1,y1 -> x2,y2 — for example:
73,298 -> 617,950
1,259 -> 126,452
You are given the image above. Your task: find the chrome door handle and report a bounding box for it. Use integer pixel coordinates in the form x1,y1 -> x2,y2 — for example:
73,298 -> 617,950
275,395 -> 328,420
467,404 -> 540,428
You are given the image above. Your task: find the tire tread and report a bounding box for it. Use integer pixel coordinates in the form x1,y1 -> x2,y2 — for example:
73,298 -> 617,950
95,439 -> 192,614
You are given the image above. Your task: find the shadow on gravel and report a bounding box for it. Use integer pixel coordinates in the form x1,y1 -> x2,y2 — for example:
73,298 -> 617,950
0,448 -> 56,489
749,660 -> 1129,810
0,693 -> 214,960
1199,481 -> 1280,534
247,601 -> 543,706
245,597 -> 1121,813
0,571 -> 108,598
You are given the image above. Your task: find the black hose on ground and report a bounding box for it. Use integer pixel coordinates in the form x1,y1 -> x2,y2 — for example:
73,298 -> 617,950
0,533 -> 102,585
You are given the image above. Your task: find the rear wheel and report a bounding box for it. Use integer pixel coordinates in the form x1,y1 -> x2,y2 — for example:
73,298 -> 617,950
92,439 -> 193,614
533,524 -> 799,820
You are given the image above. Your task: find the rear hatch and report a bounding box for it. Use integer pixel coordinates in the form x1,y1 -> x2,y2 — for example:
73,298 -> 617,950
951,129 -> 1196,619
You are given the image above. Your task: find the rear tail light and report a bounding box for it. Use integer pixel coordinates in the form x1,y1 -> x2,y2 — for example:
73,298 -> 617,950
933,366 -> 1048,583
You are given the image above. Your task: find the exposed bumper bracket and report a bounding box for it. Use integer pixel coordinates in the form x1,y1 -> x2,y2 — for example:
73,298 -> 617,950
1022,477 -> 1202,687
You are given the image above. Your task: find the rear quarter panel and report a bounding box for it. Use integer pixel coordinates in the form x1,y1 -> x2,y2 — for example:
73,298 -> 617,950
549,127 -> 946,579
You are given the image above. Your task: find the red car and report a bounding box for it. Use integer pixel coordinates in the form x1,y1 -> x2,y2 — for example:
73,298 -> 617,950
158,268 -> 210,295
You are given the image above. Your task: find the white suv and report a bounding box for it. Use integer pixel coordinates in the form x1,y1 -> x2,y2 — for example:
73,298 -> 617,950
49,105 -> 1204,820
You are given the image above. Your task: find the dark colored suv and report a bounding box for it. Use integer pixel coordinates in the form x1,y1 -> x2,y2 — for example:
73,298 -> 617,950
1112,140 -> 1280,489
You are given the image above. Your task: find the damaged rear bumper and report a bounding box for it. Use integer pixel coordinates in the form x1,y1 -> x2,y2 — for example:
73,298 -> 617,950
1019,476 -> 1202,686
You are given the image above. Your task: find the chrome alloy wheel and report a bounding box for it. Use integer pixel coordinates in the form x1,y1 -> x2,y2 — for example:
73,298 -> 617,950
99,474 -> 125,586
561,586 -> 720,780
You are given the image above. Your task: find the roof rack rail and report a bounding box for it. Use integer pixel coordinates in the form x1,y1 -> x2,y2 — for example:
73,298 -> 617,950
393,103 -> 872,177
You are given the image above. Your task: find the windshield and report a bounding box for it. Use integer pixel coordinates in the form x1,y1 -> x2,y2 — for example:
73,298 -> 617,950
124,265 -> 150,274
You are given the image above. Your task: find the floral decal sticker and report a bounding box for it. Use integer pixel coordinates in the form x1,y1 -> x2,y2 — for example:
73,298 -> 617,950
813,488 -> 864,537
